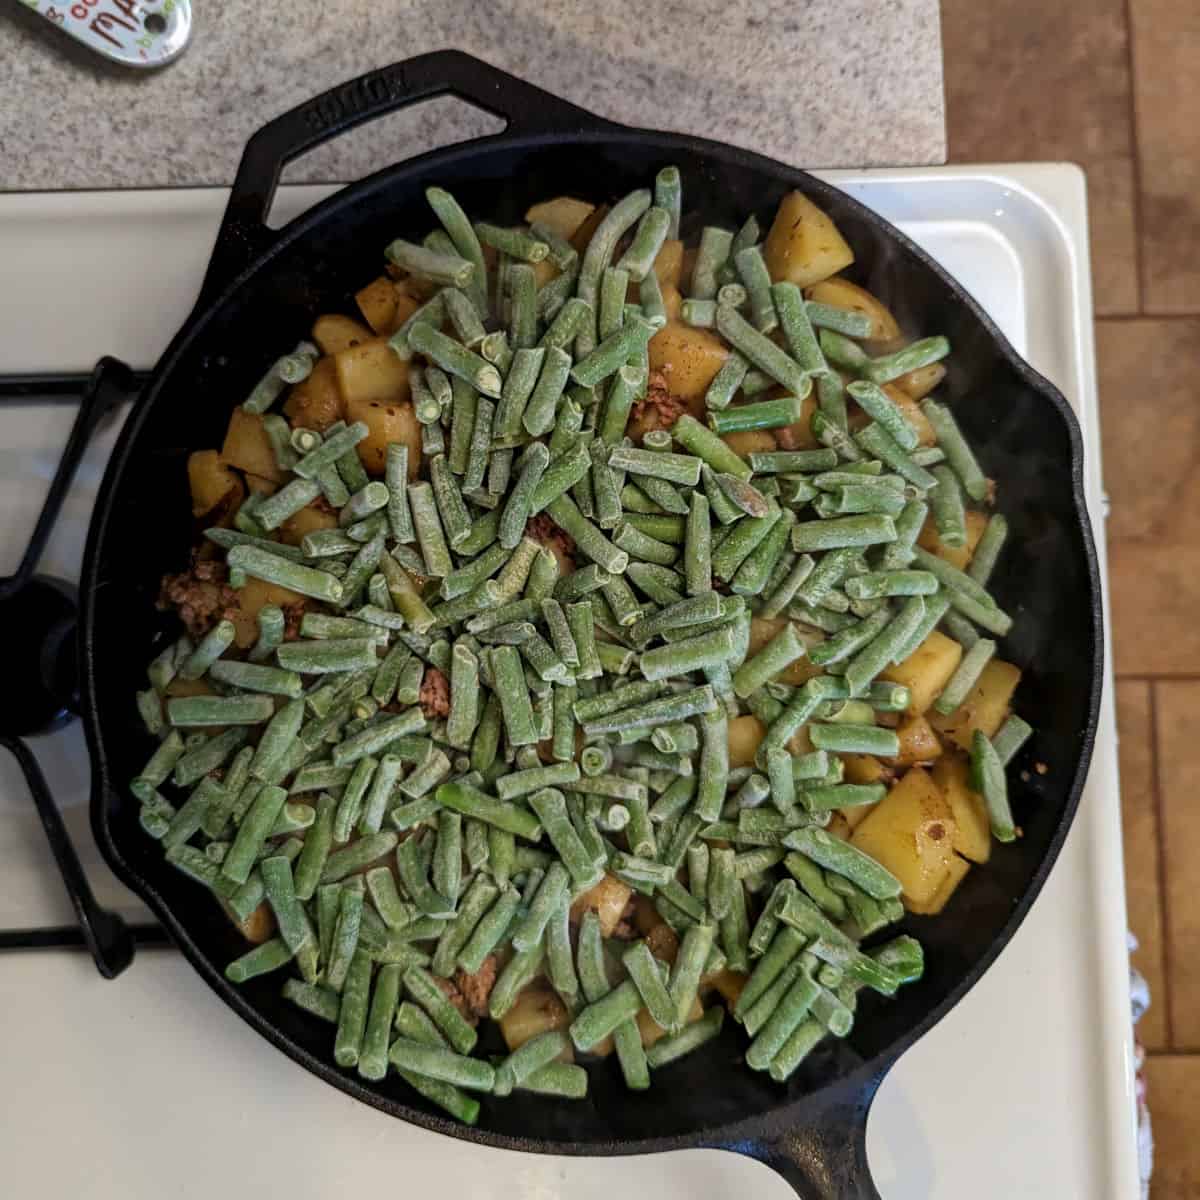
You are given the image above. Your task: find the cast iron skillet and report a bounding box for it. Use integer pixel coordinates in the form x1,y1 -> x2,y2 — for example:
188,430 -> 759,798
83,51 -> 1103,1198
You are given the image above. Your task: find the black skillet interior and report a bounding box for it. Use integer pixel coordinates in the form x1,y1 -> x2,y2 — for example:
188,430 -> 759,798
83,50 -> 1102,1186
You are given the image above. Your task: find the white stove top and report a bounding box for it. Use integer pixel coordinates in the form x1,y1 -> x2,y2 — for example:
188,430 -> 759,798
0,168 -> 1137,1199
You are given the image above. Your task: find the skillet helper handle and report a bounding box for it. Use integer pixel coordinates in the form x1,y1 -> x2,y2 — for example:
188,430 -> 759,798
201,49 -> 618,301
727,1070 -> 886,1199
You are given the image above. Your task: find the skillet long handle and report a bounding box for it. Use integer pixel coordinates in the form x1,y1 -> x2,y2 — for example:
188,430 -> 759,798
723,1070 -> 886,1199
199,49 -> 620,304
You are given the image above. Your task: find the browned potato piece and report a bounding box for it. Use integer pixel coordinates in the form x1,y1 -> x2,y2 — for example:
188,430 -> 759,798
312,313 -> 373,355
928,659 -> 1022,751
727,714 -> 766,769
278,503 -> 337,547
882,630 -> 963,717
722,429 -> 777,459
499,985 -> 572,1051
931,753 -> 992,864
187,450 -> 242,518
392,290 -> 421,334
653,239 -> 685,291
843,753 -> 887,786
917,508 -> 989,571
648,322 -> 729,403
904,852 -> 971,915
804,277 -> 903,352
244,474 -> 279,495
570,873 -> 633,938
894,361 -> 946,401
525,196 -> 596,241
850,767 -> 957,906
637,995 -> 703,1048
763,191 -> 854,288
891,715 -> 943,767
220,408 -> 285,483
644,922 -> 680,966
224,899 -> 276,944
838,803 -> 874,832
230,575 -> 304,649
748,616 -> 787,658
704,969 -> 748,1010
356,276 -> 401,335
659,283 -> 683,323
825,812 -> 853,840
886,386 -> 937,446
773,390 -> 820,450
334,338 -> 411,408
284,356 -> 344,432
344,394 -> 421,478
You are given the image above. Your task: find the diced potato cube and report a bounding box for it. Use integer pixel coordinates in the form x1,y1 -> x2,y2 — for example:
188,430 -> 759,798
904,852 -> 971,915
355,276 -> 401,335
727,715 -> 767,769
704,969 -> 748,1010
838,803 -> 874,831
722,429 -> 777,459
343,393 -> 420,478
891,715 -> 942,767
231,575 -> 303,649
224,899 -> 276,944
647,322 -> 729,403
882,630 -> 963,717
928,659 -> 1022,751
279,503 -> 338,547
220,408 -> 284,483
525,196 -> 596,241
244,474 -> 279,496
763,192 -> 854,288
499,985 -> 572,1051
917,508 -> 989,571
850,767 -> 957,906
284,356 -> 344,432
842,754 -> 886,785
570,874 -> 633,938
187,449 -> 242,517
312,313 -> 373,355
654,239 -> 685,291
637,995 -> 703,1048
931,753 -> 991,863
335,338 -> 411,409
803,276 -> 903,352
894,361 -> 946,400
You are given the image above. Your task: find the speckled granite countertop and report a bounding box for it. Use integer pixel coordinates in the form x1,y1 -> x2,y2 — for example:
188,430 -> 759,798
0,0 -> 944,190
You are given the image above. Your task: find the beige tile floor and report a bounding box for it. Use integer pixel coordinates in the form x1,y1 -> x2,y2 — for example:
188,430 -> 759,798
942,2 -> 1200,1193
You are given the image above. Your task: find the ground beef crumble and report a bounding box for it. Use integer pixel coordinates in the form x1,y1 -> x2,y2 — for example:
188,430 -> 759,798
280,601 -> 307,641
158,556 -> 239,639
419,666 -> 450,719
630,369 -> 685,434
525,512 -> 576,570
433,955 -> 498,1024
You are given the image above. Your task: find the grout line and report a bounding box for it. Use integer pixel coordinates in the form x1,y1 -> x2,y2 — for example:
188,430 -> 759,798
1122,0 -> 1148,314
1117,675 -> 1200,683
1094,314 -> 1200,325
1148,682 -> 1175,1049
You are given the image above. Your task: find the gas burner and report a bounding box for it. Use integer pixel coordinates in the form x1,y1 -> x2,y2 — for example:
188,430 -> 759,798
0,358 -> 146,977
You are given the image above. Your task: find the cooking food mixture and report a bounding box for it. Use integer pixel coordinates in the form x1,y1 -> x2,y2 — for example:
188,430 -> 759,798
131,167 -> 1034,1122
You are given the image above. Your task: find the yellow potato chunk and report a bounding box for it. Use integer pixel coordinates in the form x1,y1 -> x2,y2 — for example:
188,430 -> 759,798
312,313 -> 373,355
905,853 -> 971,916
499,985 -> 572,1051
928,659 -> 1022,751
344,393 -> 420,478
653,239 -> 685,291
284,356 -> 345,432
525,196 -> 596,241
334,338 -> 410,409
220,408 -> 284,483
850,767 -> 957,906
894,361 -> 946,401
648,321 -> 729,402
727,715 -> 766,769
882,630 -> 963,717
804,277 -> 903,352
230,575 -> 303,649
891,715 -> 943,767
763,191 -> 854,288
722,429 -> 777,459
355,276 -> 402,336
931,753 -> 992,864
278,503 -> 337,547
187,450 -> 242,518
569,874 -> 633,938
842,754 -> 887,785
917,508 -> 989,571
